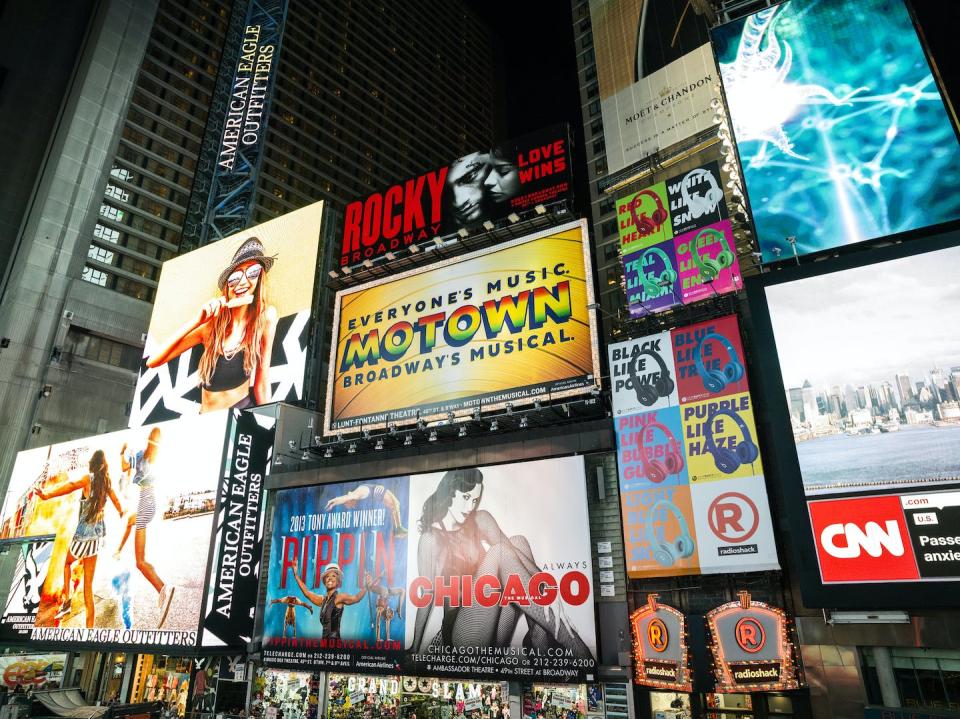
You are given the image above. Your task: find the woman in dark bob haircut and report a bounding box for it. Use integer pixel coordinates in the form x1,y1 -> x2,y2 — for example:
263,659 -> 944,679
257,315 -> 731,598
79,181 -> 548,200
411,468 -> 592,658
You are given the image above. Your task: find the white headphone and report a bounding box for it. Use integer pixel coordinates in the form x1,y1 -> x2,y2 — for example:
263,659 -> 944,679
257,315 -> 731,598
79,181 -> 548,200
680,168 -> 724,219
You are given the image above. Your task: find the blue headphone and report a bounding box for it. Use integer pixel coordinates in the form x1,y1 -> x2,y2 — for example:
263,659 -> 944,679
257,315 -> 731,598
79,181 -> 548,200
703,407 -> 760,474
692,332 -> 745,394
628,348 -> 675,407
645,500 -> 695,567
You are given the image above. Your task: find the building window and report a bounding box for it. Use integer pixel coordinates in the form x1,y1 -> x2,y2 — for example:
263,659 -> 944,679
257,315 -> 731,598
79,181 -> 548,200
65,326 -> 142,372
81,265 -> 108,287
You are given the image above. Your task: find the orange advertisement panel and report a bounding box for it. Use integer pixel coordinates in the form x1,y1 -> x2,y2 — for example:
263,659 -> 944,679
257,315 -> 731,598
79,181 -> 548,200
324,220 -> 600,433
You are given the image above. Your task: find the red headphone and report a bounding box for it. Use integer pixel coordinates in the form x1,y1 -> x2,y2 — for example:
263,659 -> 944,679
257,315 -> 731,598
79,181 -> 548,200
628,189 -> 669,238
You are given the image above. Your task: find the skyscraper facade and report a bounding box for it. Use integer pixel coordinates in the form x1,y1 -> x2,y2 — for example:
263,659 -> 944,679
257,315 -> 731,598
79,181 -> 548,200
0,0 -> 500,488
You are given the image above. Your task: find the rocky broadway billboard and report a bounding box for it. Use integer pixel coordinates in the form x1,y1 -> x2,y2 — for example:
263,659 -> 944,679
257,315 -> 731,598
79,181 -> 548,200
325,220 -> 601,434
262,456 -> 597,681
0,410 -> 273,649
339,125 -> 573,267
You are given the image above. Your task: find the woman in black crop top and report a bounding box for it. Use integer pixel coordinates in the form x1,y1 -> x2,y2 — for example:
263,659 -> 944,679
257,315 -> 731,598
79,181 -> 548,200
146,237 -> 278,412
411,468 -> 593,660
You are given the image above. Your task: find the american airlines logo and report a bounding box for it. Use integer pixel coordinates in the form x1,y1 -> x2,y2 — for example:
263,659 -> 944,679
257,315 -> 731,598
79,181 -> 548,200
819,520 -> 904,558
808,496 -> 919,582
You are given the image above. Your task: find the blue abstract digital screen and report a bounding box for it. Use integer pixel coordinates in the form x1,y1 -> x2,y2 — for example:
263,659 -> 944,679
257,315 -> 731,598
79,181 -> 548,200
712,0 -> 960,262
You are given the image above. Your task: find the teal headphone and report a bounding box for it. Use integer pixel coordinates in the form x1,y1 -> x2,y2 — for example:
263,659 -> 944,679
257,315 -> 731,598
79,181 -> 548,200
691,228 -> 735,281
645,499 -> 695,568
638,246 -> 677,298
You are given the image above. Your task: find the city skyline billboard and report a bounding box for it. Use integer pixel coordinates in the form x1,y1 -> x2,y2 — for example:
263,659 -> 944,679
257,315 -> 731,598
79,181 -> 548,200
617,160 -> 741,316
339,125 -> 572,267
712,0 -> 960,263
325,220 -> 601,434
762,241 -> 960,590
261,456 -> 597,681
608,315 -> 779,578
0,410 -> 273,648
588,0 -> 719,174
130,201 -> 323,427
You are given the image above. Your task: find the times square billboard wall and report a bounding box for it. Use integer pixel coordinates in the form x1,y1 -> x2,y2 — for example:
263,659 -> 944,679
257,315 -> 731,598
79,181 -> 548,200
325,220 -> 601,434
712,0 -> 960,263
588,0 -> 720,174
617,159 -> 742,316
339,125 -> 573,267
607,315 -> 779,578
261,456 -> 597,681
749,229 -> 960,607
0,410 -> 274,649
130,201 -> 323,427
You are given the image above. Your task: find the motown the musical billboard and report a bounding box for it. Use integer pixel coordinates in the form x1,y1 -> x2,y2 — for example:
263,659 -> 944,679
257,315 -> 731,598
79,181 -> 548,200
324,220 -> 601,434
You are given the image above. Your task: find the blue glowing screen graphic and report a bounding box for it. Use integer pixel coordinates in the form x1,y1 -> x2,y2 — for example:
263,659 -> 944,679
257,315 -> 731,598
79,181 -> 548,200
712,0 -> 960,262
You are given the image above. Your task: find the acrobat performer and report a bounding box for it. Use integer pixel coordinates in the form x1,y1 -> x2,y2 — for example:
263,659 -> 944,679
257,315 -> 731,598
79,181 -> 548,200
290,560 -> 367,639
324,485 -> 407,538
364,573 -> 405,642
270,596 -> 313,638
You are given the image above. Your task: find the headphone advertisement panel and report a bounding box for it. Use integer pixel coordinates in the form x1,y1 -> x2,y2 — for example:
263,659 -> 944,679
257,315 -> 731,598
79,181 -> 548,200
617,161 -> 741,317
324,220 -> 601,434
261,456 -> 597,680
608,315 -> 779,577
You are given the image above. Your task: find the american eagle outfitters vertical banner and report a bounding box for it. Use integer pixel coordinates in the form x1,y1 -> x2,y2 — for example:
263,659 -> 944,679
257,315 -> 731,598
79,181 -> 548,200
617,161 -> 741,317
261,456 -> 598,681
200,409 -> 276,647
324,220 -> 601,434
607,315 -> 779,577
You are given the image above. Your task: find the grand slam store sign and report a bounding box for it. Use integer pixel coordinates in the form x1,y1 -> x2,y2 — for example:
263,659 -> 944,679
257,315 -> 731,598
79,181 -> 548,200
324,220 -> 601,434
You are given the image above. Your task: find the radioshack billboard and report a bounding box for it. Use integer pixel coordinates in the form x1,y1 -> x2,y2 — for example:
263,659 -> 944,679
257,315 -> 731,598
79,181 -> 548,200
261,456 -> 597,681
339,125 -> 572,267
608,315 -> 779,577
713,0 -> 960,262
0,410 -> 273,649
588,0 -> 719,174
325,220 -> 601,434
754,237 -> 960,603
617,160 -> 741,316
131,201 -> 322,427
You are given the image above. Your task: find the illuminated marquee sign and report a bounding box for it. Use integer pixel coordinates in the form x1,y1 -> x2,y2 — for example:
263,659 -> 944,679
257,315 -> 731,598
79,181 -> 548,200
630,594 -> 692,692
706,592 -> 799,692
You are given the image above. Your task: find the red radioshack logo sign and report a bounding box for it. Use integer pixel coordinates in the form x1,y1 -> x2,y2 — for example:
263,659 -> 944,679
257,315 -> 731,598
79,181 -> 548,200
708,492 -> 759,543
734,617 -> 765,653
808,496 -> 919,582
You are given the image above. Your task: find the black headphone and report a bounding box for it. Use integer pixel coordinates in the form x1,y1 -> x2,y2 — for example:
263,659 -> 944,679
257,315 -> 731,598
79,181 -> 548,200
628,349 -> 675,407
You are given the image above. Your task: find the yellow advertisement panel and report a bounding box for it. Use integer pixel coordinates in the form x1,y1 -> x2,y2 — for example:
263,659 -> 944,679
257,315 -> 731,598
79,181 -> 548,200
325,220 -> 600,433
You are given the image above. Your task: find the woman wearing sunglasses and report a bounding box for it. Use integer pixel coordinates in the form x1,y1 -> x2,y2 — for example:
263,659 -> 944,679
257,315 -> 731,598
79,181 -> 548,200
146,237 -> 278,411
